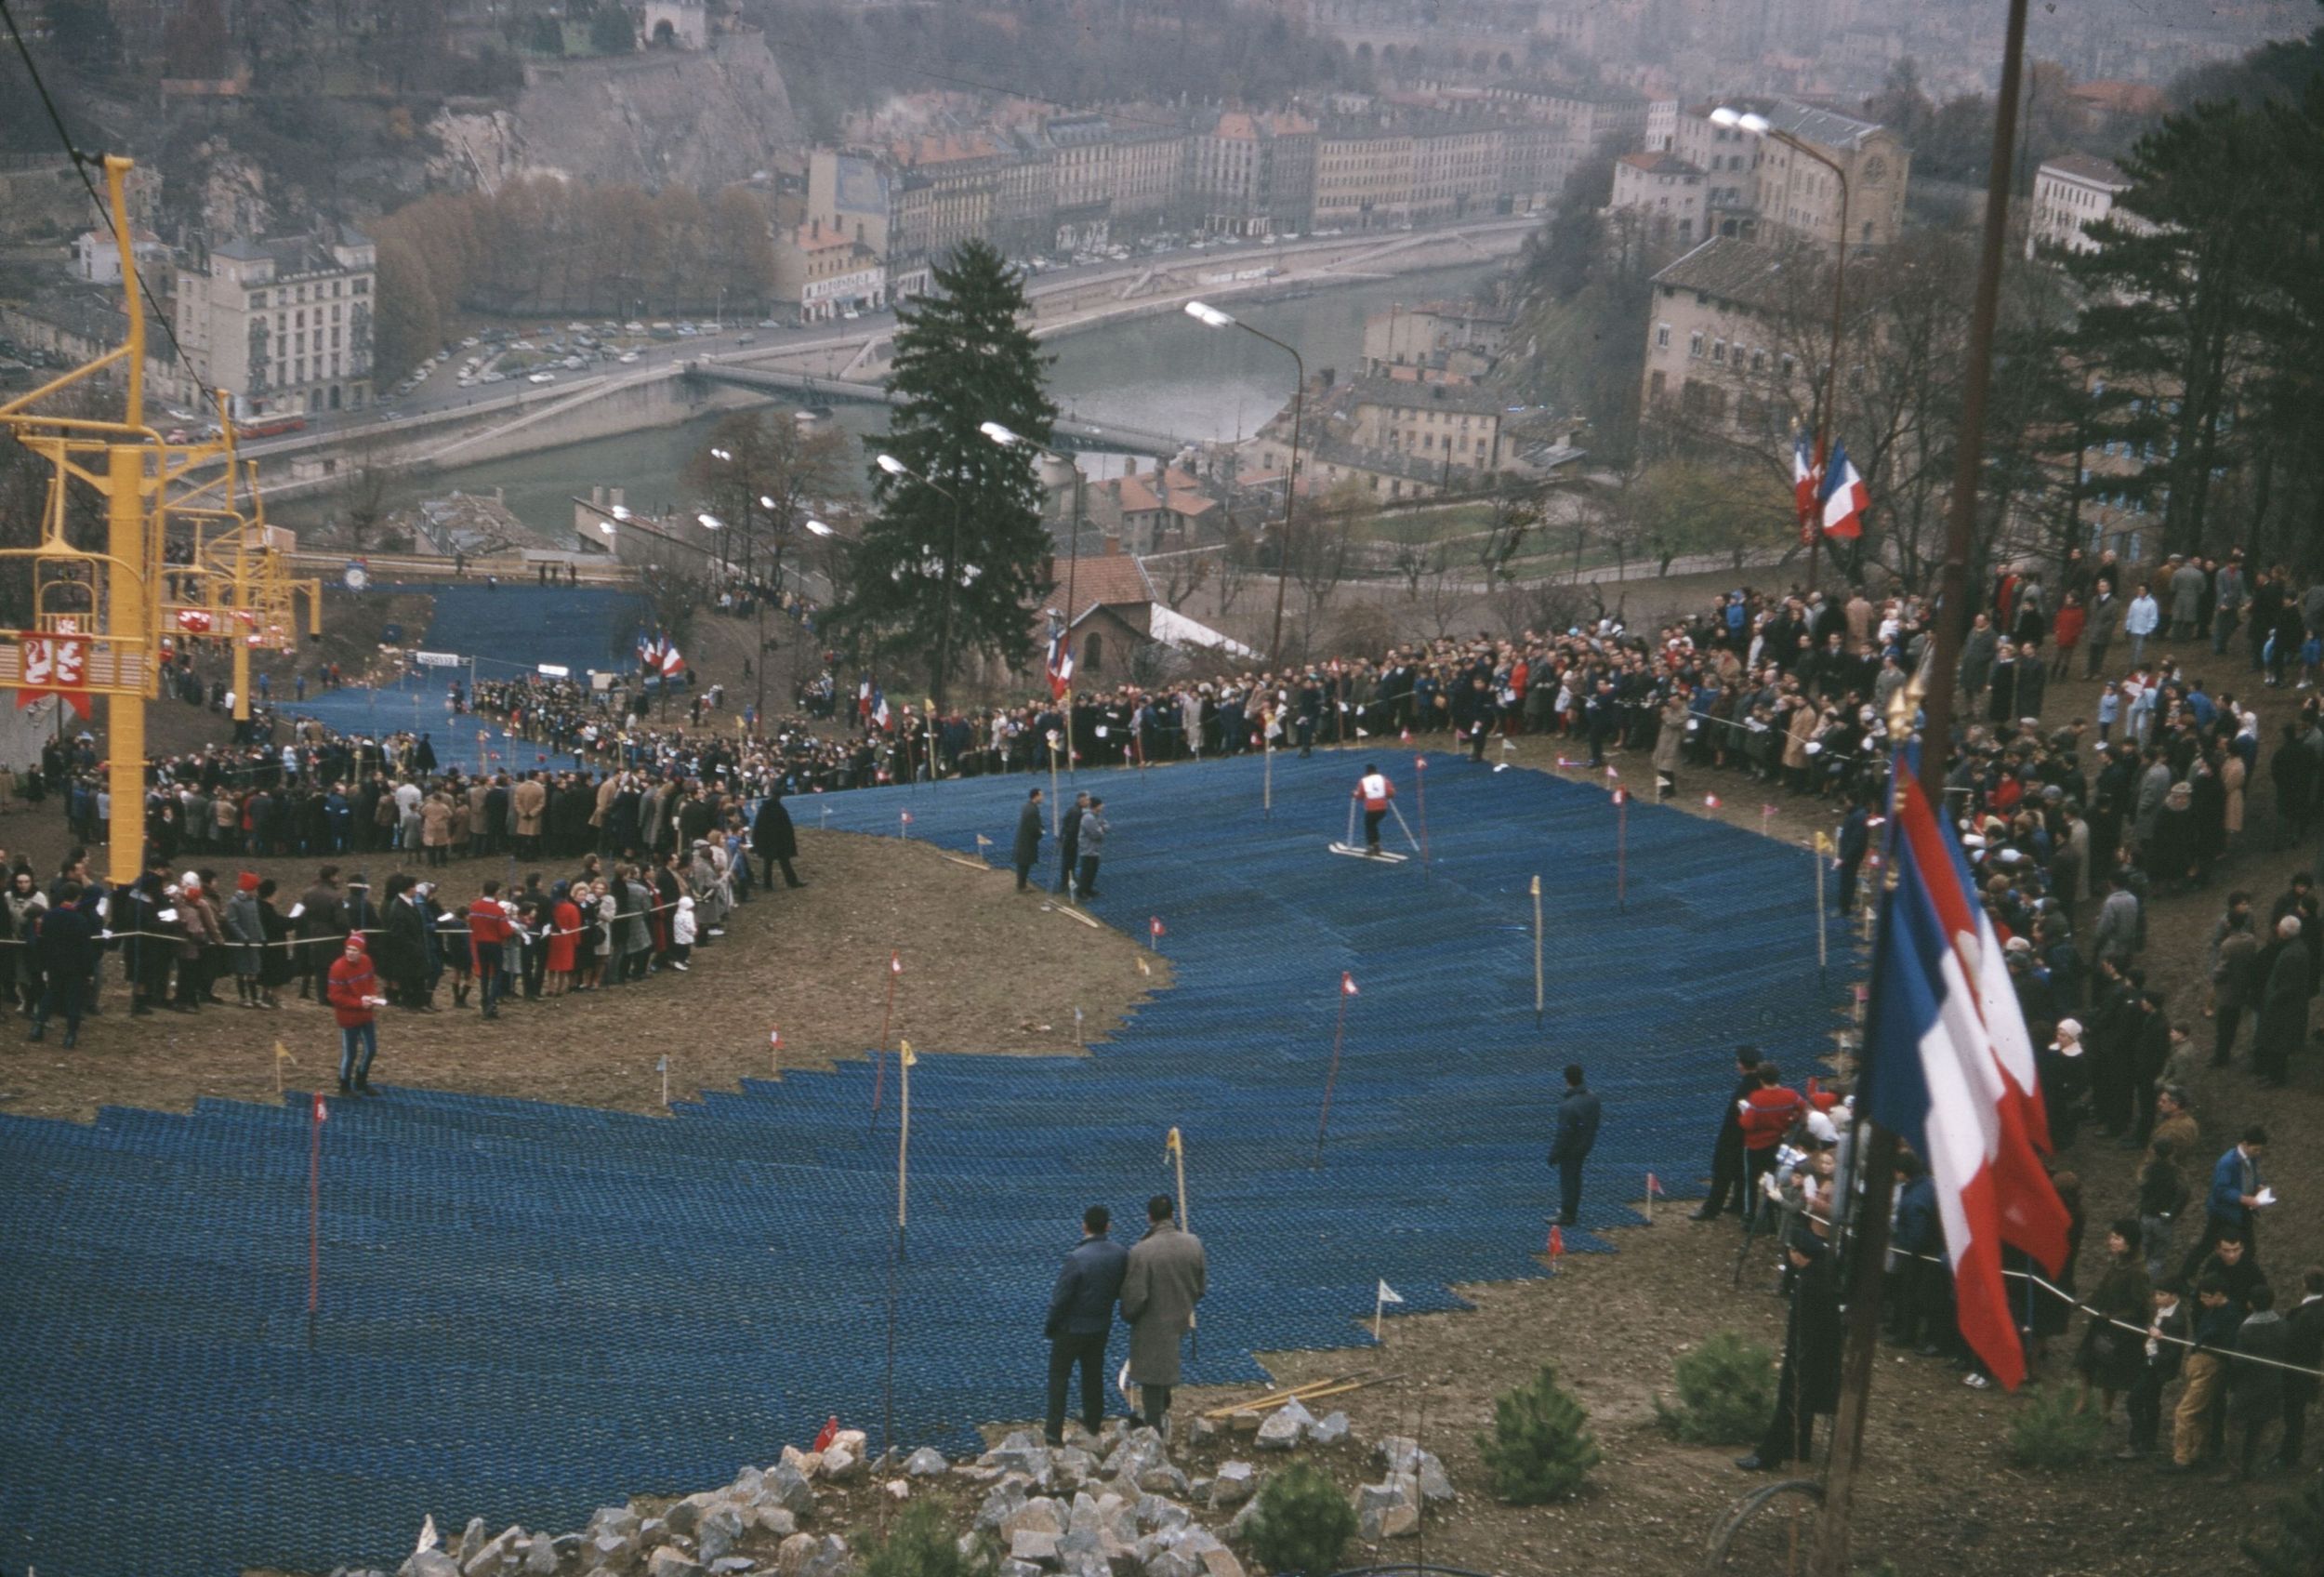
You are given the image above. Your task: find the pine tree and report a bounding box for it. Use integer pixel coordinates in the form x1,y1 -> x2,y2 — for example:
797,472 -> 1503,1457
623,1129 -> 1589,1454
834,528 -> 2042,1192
1477,1362 -> 1601,1504
835,240 -> 1057,709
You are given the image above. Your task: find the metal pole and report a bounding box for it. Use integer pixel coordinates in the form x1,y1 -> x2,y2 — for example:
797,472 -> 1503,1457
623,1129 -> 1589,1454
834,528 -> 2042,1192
1065,462 -> 1082,782
1531,874 -> 1544,1028
1810,2 -> 2029,1570
307,1090 -> 323,1350
1773,126 -> 1853,597
1231,322 -> 1304,669
1314,977 -> 1351,1165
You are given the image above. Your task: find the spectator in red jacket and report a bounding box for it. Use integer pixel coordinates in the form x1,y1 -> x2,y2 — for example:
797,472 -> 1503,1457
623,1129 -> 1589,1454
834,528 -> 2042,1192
467,882 -> 515,1021
1740,1061 -> 1808,1220
325,933 -> 385,1095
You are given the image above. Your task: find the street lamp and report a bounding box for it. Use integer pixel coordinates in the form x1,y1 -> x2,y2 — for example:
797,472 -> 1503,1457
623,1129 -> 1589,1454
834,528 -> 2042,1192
981,418 -> 1084,715
875,452 -> 966,716
1711,104 -> 1853,593
1184,298 -> 1301,667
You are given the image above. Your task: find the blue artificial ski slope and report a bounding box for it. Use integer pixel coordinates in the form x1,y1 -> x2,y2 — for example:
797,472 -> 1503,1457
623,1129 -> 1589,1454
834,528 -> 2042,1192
0,751 -> 1853,1577
278,586 -> 648,773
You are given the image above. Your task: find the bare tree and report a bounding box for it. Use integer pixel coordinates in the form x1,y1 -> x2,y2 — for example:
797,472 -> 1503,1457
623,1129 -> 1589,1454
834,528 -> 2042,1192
1153,549 -> 1213,611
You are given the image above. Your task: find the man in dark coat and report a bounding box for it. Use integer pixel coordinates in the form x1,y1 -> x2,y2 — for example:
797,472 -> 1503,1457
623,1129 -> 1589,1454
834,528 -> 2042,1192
1043,1203 -> 1129,1446
1737,1230 -> 1844,1470
753,791 -> 803,890
1011,788 -> 1045,893
1057,791 -> 1088,898
1694,1047 -> 1763,1220
2278,1265 -> 2324,1467
2254,915 -> 2312,1087
1546,1063 -> 1602,1226
26,881 -> 99,1047
1119,1193 -> 1206,1440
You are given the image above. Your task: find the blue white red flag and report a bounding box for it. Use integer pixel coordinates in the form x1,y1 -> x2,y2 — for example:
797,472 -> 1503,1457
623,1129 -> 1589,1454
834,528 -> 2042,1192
1865,761 -> 2069,1389
1792,431 -> 1819,543
1819,440 -> 1868,540
871,688 -> 891,731
1046,628 -> 1075,700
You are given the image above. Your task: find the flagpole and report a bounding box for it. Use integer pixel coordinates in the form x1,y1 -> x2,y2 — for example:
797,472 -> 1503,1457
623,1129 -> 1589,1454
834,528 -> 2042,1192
1810,0 -> 2029,1567
1530,875 -> 1544,1029
1314,974 -> 1353,1166
871,951 -> 898,1128
307,1091 -> 323,1352
1168,1126 -> 1195,1359
1815,836 -> 1830,989
1414,755 -> 1430,879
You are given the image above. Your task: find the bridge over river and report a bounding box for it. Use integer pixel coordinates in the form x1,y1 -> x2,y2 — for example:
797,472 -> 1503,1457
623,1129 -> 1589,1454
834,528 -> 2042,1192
682,362 -> 1200,459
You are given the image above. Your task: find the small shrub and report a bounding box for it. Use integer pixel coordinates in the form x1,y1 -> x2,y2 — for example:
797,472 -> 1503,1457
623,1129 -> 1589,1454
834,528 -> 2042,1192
1656,1332 -> 1776,1445
2241,1465 -> 2324,1576
856,1502 -> 993,1577
1243,1463 -> 1356,1577
1477,1362 -> 1601,1504
2005,1385 -> 2105,1470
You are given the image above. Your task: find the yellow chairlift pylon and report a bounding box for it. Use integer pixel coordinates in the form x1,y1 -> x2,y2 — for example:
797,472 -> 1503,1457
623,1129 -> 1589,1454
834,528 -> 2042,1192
0,155 -> 324,885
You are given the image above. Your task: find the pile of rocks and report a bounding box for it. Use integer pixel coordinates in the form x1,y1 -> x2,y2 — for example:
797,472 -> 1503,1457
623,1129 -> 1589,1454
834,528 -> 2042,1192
357,1407 -> 1442,1577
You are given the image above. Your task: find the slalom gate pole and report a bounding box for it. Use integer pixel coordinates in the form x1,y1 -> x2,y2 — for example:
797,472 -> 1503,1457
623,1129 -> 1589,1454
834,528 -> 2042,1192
1314,980 -> 1351,1166
1531,875 -> 1544,1028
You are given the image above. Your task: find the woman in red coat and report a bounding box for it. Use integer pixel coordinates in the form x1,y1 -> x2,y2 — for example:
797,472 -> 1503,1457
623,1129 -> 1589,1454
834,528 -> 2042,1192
546,882 -> 582,996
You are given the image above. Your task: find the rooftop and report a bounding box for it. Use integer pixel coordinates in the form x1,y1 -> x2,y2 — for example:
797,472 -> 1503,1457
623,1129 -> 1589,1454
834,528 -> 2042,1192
2039,152 -> 2131,189
1691,96 -> 1883,152
1618,152 -> 1704,178
1650,235 -> 1793,312
1348,376 -> 1504,416
1056,551 -> 1157,627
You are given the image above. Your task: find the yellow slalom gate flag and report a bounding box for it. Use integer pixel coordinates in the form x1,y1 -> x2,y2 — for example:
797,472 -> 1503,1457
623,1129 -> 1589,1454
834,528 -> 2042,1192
1165,1126 -> 1182,1159
1814,830 -> 1835,854
899,1038 -> 917,1067
274,1040 -> 295,1063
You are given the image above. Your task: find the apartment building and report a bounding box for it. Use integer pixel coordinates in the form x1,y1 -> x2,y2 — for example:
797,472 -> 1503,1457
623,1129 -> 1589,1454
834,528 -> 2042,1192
1668,98 -> 1909,251
1607,152 -> 1708,249
2026,152 -> 2143,258
1640,235 -> 1801,447
1348,376 -> 1508,470
771,220 -> 886,323
1314,126 -> 1416,231
174,226 -> 376,418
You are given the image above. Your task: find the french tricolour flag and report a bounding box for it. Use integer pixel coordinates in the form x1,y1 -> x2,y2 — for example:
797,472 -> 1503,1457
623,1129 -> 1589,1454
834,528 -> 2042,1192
1818,440 -> 1868,540
1865,760 -> 2069,1389
1046,628 -> 1075,700
1792,431 -> 1819,542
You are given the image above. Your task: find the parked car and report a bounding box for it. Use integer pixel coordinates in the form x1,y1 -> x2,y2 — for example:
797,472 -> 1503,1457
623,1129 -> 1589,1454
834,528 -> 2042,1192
528,371 -> 555,384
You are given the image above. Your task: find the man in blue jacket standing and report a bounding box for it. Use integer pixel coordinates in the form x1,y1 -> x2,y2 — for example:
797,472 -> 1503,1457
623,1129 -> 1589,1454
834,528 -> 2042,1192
1548,1063 -> 1603,1226
1044,1203 -> 1129,1445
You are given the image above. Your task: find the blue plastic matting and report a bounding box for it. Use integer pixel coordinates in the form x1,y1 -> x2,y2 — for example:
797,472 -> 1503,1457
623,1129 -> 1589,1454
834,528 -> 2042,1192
0,750 -> 1857,1577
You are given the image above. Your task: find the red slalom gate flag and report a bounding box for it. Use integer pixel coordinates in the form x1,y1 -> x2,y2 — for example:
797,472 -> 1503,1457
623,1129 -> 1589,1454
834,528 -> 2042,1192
1646,1173 -> 1663,1198
890,952 -> 902,975
1150,917 -> 1166,941
1704,793 -> 1723,809
313,1093 -> 327,1123
1546,1224 -> 1565,1268
813,1416 -> 838,1451
1340,972 -> 1359,997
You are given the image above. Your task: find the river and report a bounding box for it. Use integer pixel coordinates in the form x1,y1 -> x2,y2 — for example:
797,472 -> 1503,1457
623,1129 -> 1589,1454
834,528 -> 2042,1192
292,261 -> 1503,541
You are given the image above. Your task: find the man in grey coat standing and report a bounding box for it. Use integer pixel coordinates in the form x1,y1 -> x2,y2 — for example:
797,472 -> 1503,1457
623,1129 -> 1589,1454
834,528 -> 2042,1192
1547,1063 -> 1603,1226
1120,1193 -> 1206,1439
1012,788 -> 1045,893
1075,796 -> 1110,899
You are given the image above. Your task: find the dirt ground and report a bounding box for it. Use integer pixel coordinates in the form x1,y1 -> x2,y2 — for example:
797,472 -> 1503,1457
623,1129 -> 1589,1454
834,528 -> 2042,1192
10,599 -> 2322,1577
0,822 -> 1162,1122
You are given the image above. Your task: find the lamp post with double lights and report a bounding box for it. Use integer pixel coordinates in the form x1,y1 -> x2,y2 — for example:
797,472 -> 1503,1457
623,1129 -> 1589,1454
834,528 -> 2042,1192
874,452 -> 968,717
1184,298 -> 1302,668
1710,105 -> 1852,593
978,418 -> 1083,720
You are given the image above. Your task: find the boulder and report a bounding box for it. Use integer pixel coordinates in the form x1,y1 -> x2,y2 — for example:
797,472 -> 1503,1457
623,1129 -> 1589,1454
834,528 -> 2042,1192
695,1505 -> 746,1565
1414,1452 -> 1455,1504
1182,1417 -> 1217,1445
1376,1436 -> 1420,1474
645,1550 -> 705,1577
522,1536 -> 561,1576
882,1479 -> 912,1500
760,1464 -> 815,1516
988,1430 -> 1054,1477
1010,1530 -> 1062,1567
778,1448 -> 824,1479
752,1509 -> 797,1540
462,1528 -> 521,1576
588,1510 -> 641,1543
998,1498 -> 1063,1540
975,1482 -> 1029,1532
905,1447 -> 949,1478
1196,1549 -> 1246,1577
399,1554 -> 460,1577
817,1445 -> 861,1483
729,1468 -> 765,1502
588,1531 -> 639,1573
830,1430 -> 868,1459
1226,1411 -> 1261,1436
1355,1474 -> 1420,1542
1254,1403 -> 1310,1451
1142,1552 -> 1199,1577
999,1564 -> 1044,1577
1135,1494 -> 1190,1533
773,1535 -> 816,1577
1133,1464 -> 1189,1499
1311,1411 -> 1350,1447
802,1537 -> 848,1577
457,1519 -> 490,1565
708,1562 -> 757,1576
1208,1463 -> 1255,1510
664,1500 -> 706,1540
